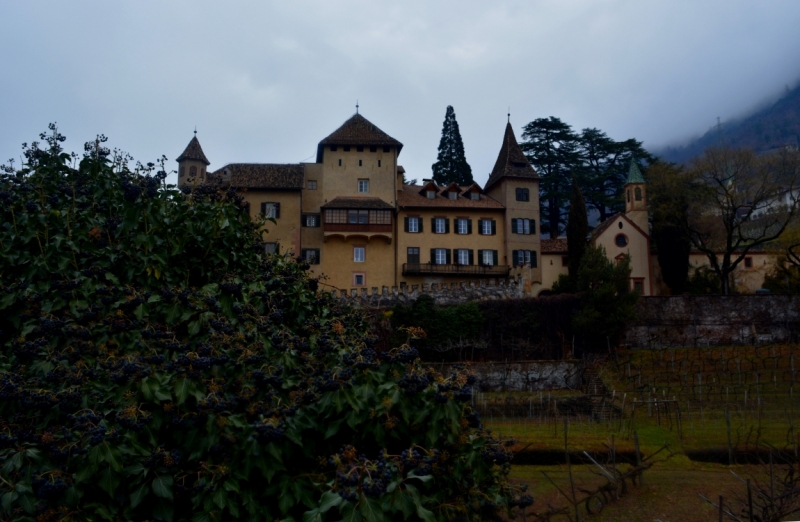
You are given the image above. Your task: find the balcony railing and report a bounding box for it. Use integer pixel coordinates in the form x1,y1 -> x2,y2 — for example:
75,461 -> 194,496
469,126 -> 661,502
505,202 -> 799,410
324,223 -> 393,233
402,263 -> 510,277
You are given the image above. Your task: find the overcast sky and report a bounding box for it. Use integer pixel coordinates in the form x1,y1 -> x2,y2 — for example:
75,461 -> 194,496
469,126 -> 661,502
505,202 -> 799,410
2,1 -> 800,186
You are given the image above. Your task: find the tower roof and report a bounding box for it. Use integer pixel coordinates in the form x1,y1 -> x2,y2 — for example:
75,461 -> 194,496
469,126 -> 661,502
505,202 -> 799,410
176,136 -> 210,166
484,122 -> 539,190
626,158 -> 645,184
316,113 -> 403,162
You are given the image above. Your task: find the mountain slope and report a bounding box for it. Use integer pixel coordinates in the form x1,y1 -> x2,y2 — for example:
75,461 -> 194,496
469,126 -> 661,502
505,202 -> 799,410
660,84 -> 800,164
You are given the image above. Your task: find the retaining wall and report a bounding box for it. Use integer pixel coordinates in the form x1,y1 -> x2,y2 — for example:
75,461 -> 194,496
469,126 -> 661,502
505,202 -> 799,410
428,360 -> 582,391
327,278 -> 525,307
623,295 -> 800,347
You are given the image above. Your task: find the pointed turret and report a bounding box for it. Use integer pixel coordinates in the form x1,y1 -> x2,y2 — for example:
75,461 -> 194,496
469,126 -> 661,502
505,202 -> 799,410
176,135 -> 210,187
484,122 -> 538,191
624,159 -> 648,231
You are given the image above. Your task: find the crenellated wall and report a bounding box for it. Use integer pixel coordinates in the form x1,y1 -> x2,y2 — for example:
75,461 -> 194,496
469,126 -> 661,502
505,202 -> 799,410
326,278 -> 525,307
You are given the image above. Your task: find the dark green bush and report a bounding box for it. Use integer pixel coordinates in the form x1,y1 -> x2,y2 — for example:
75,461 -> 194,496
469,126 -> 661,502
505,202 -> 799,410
388,295 -> 482,352
0,127 -> 522,522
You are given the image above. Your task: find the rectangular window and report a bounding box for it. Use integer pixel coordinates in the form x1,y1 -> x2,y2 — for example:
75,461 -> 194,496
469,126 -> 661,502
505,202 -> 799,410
358,179 -> 369,193
343,146 -> 351,151
378,160 -> 381,167
514,250 -> 533,266
744,257 -> 753,268
434,217 -> 447,234
434,248 -> 448,265
480,219 -> 495,235
407,217 -> 420,233
264,242 -> 278,254
456,249 -> 471,265
383,146 -> 390,153
482,250 -> 494,266
301,249 -> 320,264
348,210 -> 369,224
516,188 -> 530,201
562,256 -> 569,267
329,146 -> 337,152
338,159 -> 342,166
448,191 -> 457,200
632,279 -> 644,293
512,218 -> 533,234
302,214 -> 320,227
456,218 -> 469,234
357,146 -> 364,152
407,247 -> 420,264
353,273 -> 365,286
307,180 -> 317,190
359,159 -> 363,166
260,202 -> 280,219
427,190 -> 436,199
353,247 -> 365,262
370,146 -> 377,152
470,192 -> 479,200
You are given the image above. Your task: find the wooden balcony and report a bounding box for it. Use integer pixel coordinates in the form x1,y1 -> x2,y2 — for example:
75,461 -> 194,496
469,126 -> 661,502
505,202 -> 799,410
402,263 -> 510,277
323,223 -> 393,233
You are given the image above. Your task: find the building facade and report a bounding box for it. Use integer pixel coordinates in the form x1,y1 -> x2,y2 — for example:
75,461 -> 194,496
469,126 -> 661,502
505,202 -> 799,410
177,114 -> 542,294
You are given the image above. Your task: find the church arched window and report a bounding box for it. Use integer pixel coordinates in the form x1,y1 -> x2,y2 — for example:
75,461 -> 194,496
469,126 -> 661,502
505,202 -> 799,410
634,187 -> 642,201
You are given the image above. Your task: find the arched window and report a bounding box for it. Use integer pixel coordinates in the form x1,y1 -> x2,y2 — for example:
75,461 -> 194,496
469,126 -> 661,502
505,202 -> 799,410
634,187 -> 643,201
179,166 -> 185,177
189,166 -> 197,178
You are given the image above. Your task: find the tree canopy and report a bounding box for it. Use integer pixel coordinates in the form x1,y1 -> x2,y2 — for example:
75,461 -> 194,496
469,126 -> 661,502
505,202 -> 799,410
519,117 -> 652,237
0,126 -> 522,522
431,106 -> 473,186
566,177 -> 588,281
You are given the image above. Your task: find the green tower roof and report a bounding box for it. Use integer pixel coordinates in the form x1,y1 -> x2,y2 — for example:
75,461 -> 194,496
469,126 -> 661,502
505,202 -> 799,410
627,159 -> 645,184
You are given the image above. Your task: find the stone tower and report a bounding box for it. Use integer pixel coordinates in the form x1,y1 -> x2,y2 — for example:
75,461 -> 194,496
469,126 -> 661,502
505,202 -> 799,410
624,159 -> 648,232
176,134 -> 210,188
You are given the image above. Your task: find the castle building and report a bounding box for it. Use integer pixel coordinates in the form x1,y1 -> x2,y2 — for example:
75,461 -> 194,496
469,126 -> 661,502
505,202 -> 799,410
177,113 -> 542,294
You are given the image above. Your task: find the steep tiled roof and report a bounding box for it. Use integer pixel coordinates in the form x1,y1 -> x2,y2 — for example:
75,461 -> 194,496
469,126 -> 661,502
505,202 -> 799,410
484,122 -> 539,190
211,163 -> 304,190
541,238 -> 568,254
627,159 -> 645,184
321,197 -> 395,209
176,136 -> 210,165
317,113 -> 403,161
397,184 -> 504,209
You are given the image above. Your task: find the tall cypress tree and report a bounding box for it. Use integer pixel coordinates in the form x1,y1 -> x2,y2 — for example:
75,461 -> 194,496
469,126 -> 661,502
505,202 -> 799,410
567,176 -> 589,280
432,106 -> 474,185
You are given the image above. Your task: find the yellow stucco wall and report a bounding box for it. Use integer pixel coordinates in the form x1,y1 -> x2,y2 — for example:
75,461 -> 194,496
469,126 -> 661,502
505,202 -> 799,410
486,178 -> 542,283
395,208 -> 506,286
318,146 -> 398,206
243,190 -> 302,255
541,254 -> 569,292
593,215 -> 652,295
687,252 -> 776,294
318,236 -> 395,291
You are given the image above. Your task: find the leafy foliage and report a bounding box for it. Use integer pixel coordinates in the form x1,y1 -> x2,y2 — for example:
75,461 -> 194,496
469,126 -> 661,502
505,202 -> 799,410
431,106 -> 473,186
556,245 -> 638,352
647,161 -> 691,294
389,295 -> 482,353
0,127 -> 522,522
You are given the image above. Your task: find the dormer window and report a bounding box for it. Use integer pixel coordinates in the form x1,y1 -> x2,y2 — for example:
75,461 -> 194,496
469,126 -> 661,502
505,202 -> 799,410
427,191 -> 436,199
471,192 -> 479,201
448,191 -> 457,200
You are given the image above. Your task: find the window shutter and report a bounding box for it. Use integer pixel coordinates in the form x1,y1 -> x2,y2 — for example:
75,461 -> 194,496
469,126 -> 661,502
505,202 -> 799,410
531,219 -> 536,235
477,250 -> 484,266
274,203 -> 280,218
418,218 -> 423,232
445,249 -> 451,265
445,219 -> 450,234
467,219 -> 472,234
478,219 -> 484,234
431,218 -> 436,232
531,251 -> 538,268
260,202 -> 267,215
493,250 -> 499,265
491,220 -> 496,235
404,217 -> 409,232
430,249 -> 436,264
468,249 -> 474,265
511,218 -> 517,234
512,250 -> 518,266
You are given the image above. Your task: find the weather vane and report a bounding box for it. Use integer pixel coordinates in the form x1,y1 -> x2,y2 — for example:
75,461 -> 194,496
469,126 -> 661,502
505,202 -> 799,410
508,107 -> 510,123
194,126 -> 197,136
356,100 -> 359,114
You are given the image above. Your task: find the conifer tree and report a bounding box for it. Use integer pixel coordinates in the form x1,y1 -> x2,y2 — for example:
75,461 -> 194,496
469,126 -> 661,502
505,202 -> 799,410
432,106 -> 473,185
567,176 -> 589,280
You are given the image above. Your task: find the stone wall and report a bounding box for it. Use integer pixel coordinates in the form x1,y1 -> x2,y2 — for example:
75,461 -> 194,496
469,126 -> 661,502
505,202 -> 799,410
623,295 -> 800,348
427,360 -> 582,391
327,278 -> 525,307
